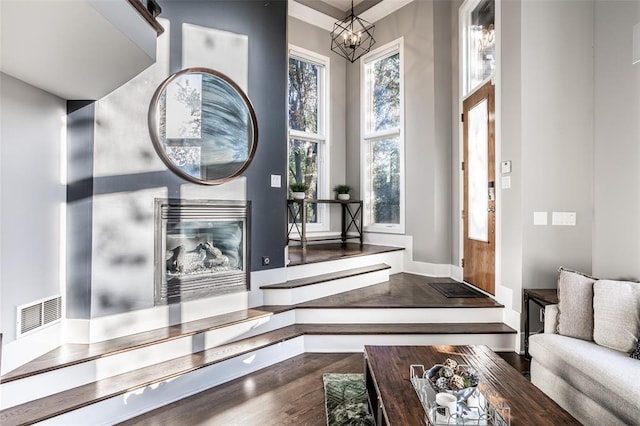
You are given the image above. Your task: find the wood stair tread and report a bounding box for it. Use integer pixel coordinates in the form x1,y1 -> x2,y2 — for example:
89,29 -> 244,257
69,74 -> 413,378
0,326 -> 303,426
297,323 -> 517,334
259,263 -> 391,290
0,307 -> 291,383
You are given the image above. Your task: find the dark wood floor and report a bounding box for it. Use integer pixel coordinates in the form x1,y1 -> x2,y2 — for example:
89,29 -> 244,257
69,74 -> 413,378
288,243 -> 404,266
291,272 -> 504,309
121,351 -> 529,426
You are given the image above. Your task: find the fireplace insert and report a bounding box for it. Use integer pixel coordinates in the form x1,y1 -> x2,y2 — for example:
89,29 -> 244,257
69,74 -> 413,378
155,199 -> 250,304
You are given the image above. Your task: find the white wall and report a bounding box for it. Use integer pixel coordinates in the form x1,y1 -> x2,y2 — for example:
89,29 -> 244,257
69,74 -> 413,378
0,73 -> 66,343
593,0 -> 640,280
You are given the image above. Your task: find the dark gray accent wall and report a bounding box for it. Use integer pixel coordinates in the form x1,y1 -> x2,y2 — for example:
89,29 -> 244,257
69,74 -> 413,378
160,0 -> 288,272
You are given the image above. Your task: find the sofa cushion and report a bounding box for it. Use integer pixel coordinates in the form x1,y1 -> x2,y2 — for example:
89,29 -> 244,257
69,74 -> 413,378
557,267 -> 596,340
530,333 -> 640,425
593,280 -> 640,353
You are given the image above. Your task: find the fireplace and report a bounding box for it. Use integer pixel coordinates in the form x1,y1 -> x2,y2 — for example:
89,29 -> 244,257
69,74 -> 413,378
155,199 -> 250,304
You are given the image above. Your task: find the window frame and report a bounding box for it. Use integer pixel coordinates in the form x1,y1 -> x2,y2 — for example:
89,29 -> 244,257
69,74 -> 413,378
288,45 -> 330,231
360,37 -> 405,234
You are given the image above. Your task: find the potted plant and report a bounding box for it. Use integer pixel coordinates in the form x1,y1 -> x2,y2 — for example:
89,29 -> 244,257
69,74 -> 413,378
334,184 -> 351,200
290,182 -> 309,200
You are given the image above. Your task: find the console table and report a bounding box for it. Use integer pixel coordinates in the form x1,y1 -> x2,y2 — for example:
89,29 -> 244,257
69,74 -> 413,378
523,288 -> 558,359
287,198 -> 362,249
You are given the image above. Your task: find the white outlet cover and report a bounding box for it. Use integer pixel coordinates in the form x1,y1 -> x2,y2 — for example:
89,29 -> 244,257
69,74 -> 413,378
533,211 -> 548,226
270,174 -> 281,188
501,176 -> 511,189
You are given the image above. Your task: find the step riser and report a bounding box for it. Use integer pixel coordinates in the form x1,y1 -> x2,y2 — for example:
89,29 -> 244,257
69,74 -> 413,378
1,311 -> 295,409
263,269 -> 390,305
37,337 -> 305,426
304,334 -> 517,353
295,308 -> 504,324
286,251 -> 402,281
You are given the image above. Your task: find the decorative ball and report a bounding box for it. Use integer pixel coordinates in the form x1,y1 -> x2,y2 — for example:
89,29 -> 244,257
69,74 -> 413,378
435,376 -> 450,391
439,366 -> 454,379
449,374 -> 465,390
461,368 -> 480,387
443,358 -> 459,370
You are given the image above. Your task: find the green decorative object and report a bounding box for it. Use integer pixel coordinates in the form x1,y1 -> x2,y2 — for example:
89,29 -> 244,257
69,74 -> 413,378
323,373 -> 374,426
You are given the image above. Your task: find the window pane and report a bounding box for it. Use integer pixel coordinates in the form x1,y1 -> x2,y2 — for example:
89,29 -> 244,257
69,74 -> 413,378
468,99 -> 488,242
289,139 -> 319,223
467,0 -> 495,94
371,137 -> 400,224
288,57 -> 319,134
369,53 -> 400,132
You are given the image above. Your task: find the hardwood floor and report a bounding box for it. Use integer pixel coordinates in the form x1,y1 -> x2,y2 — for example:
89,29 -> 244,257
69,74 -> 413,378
121,351 -> 529,426
287,243 -> 403,266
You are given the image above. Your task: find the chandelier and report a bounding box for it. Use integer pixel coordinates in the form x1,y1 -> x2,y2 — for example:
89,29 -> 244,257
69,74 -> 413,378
330,0 -> 375,63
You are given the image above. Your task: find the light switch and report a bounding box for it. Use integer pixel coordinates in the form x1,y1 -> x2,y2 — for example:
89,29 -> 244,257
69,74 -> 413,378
552,212 -> 577,226
501,176 -> 511,189
533,212 -> 548,226
501,161 -> 512,174
270,174 -> 281,188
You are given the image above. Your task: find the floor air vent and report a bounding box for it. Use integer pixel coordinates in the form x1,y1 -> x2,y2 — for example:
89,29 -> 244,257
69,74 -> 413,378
17,295 -> 62,337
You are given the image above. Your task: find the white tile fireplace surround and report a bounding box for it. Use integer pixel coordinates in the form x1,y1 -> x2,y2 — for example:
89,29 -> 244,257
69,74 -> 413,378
155,199 -> 250,304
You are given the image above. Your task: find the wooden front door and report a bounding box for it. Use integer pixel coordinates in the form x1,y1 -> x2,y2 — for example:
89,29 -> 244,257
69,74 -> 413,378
463,81 -> 495,295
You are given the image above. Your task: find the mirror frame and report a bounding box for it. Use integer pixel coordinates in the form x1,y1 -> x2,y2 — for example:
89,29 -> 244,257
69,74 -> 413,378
148,67 -> 258,185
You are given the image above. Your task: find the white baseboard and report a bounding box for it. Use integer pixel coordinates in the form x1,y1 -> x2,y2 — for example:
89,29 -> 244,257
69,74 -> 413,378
1,322 -> 63,375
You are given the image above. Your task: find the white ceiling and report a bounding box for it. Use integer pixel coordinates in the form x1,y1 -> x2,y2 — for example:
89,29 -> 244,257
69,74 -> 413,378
320,0 -> 365,12
289,0 -> 415,31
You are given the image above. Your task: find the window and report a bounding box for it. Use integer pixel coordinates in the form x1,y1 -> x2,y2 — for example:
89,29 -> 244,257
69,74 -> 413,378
361,39 -> 404,233
462,0 -> 495,96
288,47 -> 329,226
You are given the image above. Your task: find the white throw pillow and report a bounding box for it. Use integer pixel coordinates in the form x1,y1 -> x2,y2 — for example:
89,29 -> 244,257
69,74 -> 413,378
593,280 -> 640,353
557,267 -> 596,341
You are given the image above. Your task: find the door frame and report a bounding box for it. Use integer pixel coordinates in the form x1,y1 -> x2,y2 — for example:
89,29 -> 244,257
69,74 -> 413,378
457,0 -> 502,293
462,80 -> 495,294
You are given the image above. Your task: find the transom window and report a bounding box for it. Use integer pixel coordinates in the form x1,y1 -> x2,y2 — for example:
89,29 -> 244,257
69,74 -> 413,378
288,47 -> 329,227
462,0 -> 495,96
361,39 -> 404,233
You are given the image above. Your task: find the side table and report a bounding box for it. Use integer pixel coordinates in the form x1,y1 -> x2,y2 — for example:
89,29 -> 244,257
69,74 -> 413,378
523,288 -> 558,359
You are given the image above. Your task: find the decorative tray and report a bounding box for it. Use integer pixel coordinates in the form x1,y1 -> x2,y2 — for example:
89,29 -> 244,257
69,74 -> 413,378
410,364 -> 510,426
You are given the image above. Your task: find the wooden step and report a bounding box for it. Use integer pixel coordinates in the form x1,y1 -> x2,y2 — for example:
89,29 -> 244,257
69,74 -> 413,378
0,321 -> 516,424
0,326 -> 303,426
0,307 -> 290,384
297,322 -> 516,335
260,263 -> 391,289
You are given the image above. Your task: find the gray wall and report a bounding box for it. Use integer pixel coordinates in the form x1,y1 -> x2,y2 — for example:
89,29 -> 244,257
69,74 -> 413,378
593,0 -> 640,281
497,0 -> 595,322
288,16 -> 347,233
0,73 -> 66,342
346,0 -> 453,265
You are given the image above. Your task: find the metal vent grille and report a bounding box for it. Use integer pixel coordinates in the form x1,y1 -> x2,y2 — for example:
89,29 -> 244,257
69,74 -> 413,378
17,295 -> 62,337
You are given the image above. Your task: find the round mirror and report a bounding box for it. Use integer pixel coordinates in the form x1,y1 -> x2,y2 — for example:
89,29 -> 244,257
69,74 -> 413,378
148,68 -> 258,185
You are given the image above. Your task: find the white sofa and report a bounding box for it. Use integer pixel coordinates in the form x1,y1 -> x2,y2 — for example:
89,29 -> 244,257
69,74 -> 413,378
530,303 -> 640,426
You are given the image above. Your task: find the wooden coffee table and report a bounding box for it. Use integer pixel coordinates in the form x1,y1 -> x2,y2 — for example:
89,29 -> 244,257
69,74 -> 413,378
364,345 -> 579,425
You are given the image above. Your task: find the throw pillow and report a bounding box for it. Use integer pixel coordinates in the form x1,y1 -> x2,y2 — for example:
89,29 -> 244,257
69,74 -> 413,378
632,338 -> 640,360
593,280 -> 640,353
557,267 -> 596,341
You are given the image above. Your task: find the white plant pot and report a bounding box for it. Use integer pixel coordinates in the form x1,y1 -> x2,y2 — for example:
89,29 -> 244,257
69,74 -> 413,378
337,193 -> 350,200
292,192 -> 306,200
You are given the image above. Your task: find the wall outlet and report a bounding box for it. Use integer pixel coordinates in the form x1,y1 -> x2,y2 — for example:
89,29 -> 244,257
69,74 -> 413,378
262,256 -> 270,266
552,212 -> 576,226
